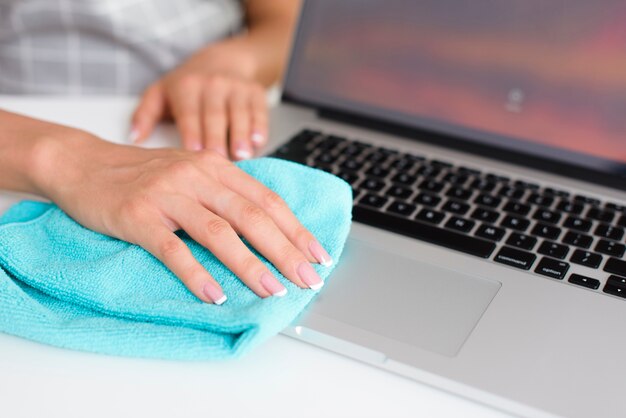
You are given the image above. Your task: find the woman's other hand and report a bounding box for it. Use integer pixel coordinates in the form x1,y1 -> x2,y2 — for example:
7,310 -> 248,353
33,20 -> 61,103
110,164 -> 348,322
129,0 -> 301,159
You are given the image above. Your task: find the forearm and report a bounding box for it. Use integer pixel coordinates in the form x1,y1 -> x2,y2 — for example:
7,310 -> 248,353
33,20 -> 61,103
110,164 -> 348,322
0,109 -> 98,197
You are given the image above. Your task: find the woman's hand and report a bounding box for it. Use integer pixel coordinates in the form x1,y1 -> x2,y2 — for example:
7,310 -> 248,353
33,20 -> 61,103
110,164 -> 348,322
129,0 -> 301,160
130,60 -> 269,160
33,132 -> 332,304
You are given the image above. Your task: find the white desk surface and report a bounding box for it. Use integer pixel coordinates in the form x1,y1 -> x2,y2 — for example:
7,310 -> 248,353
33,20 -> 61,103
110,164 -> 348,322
0,96 -> 511,418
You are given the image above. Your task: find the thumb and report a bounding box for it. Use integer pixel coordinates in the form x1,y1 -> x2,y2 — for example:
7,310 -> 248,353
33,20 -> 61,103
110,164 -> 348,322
130,82 -> 166,144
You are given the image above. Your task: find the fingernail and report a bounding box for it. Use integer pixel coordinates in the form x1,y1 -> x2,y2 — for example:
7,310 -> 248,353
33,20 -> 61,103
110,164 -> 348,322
260,272 -> 287,297
251,132 -> 264,145
235,145 -> 253,160
191,143 -> 203,151
297,262 -> 324,290
308,241 -> 333,267
128,126 -> 140,143
202,282 -> 227,305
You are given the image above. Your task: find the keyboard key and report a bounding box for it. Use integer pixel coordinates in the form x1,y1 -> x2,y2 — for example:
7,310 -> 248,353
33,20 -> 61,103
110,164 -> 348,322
469,178 -> 496,192
500,215 -> 530,232
337,171 -> 359,186
574,194 -> 601,206
506,232 -> 537,251
605,202 -> 626,212
365,151 -> 389,164
618,215 -> 626,227
562,231 -> 593,249
446,187 -> 473,200
486,173 -> 510,183
563,216 -> 592,232
603,275 -> 626,299
392,172 -> 418,186
503,201 -> 531,216
359,194 -> 388,209
431,159 -> 453,168
418,179 -> 445,192
475,224 -> 506,241
340,159 -> 364,172
603,257 -> 626,277
389,157 -> 415,171
532,208 -> 561,224
457,166 -> 482,176
414,193 -> 442,207
442,172 -> 468,184
498,186 -> 525,200
594,224 -> 624,241
569,274 -> 600,290
416,165 -> 441,178
470,208 -> 499,223
416,208 -> 446,225
314,153 -> 336,165
595,239 -> 625,258
365,166 -> 390,179
535,257 -> 569,280
494,246 -> 536,270
359,177 -> 386,192
474,194 -> 501,208
538,241 -> 569,259
445,216 -> 475,233
514,180 -> 539,190
386,185 -> 412,199
570,249 -> 603,268
586,207 -> 615,223
544,187 -> 570,198
387,201 -> 417,217
556,200 -> 584,214
341,143 -> 367,157
441,200 -> 470,215
527,193 -> 554,207
531,223 -> 562,240
353,205 -> 495,258
316,135 -> 345,150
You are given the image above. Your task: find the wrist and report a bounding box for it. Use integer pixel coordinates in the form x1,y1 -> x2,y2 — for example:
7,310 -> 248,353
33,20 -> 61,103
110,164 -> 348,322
29,130 -> 103,200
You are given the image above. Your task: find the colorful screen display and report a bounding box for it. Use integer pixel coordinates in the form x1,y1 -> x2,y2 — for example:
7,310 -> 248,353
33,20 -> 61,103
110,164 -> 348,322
286,0 -> 626,173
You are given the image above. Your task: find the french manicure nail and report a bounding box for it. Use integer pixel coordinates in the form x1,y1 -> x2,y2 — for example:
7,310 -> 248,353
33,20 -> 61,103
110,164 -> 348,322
235,146 -> 253,160
260,272 -> 287,297
128,126 -> 140,143
203,282 -> 227,305
251,132 -> 264,145
309,241 -> 333,267
297,262 -> 324,290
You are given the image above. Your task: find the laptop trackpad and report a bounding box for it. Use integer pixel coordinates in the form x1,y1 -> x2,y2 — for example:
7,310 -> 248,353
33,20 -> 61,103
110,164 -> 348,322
306,238 -> 501,357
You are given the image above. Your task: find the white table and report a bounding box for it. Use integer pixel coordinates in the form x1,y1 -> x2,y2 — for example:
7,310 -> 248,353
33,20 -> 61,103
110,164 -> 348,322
0,97 -> 511,418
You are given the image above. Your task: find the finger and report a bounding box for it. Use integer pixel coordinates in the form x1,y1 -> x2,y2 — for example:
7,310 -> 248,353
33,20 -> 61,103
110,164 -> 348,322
130,83 -> 166,144
138,225 -> 227,305
217,165 -> 332,267
227,85 -> 253,160
197,185 -> 324,290
249,84 -> 269,148
201,79 -> 229,158
168,77 -> 204,151
167,198 -> 287,298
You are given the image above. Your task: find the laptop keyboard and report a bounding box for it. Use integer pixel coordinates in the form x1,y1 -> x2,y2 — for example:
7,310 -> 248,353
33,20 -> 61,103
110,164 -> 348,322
271,129 -> 626,300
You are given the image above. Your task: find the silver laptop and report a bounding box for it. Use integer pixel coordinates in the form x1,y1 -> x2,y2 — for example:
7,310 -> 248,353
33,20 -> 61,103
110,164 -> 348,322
267,2 -> 626,417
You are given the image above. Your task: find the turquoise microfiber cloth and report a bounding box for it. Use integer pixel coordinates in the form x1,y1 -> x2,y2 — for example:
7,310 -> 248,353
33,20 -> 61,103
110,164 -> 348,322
0,157 -> 352,360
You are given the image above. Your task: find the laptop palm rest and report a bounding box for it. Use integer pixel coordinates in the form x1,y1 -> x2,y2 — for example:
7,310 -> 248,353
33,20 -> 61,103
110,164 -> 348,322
300,238 -> 501,357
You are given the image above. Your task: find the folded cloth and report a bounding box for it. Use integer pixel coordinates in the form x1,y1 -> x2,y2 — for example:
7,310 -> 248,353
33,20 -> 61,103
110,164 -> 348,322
0,158 -> 352,360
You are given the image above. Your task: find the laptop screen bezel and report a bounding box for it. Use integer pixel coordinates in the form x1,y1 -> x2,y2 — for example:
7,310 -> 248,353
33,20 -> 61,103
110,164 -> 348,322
281,0 -> 626,193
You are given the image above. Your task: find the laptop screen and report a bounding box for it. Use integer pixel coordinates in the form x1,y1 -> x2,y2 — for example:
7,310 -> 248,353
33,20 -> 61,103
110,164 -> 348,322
284,0 -> 626,182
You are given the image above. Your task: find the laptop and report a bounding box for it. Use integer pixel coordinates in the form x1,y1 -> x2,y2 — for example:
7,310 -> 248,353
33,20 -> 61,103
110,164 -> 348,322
266,2 -> 626,417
